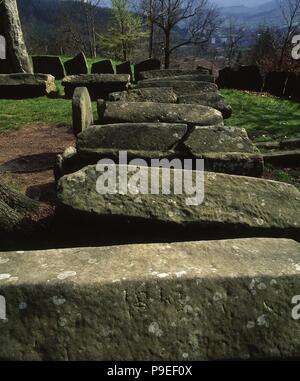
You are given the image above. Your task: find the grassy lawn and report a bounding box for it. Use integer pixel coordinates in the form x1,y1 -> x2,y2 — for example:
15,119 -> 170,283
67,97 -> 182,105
221,89 -> 300,142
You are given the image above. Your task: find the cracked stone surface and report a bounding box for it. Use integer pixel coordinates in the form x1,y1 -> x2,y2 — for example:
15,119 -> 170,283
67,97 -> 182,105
137,80 -> 218,94
57,165 -> 300,239
97,101 -> 223,127
109,88 -> 178,103
69,124 -> 263,178
138,69 -> 210,80
0,238 -> 300,360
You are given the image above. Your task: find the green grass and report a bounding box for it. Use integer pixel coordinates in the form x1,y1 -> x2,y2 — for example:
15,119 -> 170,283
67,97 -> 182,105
221,89 -> 300,142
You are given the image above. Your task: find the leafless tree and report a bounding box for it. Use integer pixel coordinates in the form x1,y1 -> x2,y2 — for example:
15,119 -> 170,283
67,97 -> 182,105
278,0 -> 300,69
223,17 -> 246,67
148,0 -> 219,68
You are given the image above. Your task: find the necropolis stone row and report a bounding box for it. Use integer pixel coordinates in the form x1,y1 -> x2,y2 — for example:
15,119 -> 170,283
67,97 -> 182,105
116,61 -> 133,81
71,124 -> 263,178
1,238 -> 300,360
62,74 -> 130,99
57,165 -> 300,240
97,101 -> 223,126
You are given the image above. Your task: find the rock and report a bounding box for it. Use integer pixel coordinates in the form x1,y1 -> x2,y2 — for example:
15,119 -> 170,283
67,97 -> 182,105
77,123 -> 188,160
32,55 -> 65,79
62,74 -> 130,99
116,61 -> 133,81
1,238 -> 300,360
91,59 -> 114,74
134,58 -> 161,81
280,138 -> 300,150
54,147 -> 81,182
109,88 -> 178,103
64,52 -> 88,76
72,87 -> 94,136
97,101 -> 223,127
256,141 -> 280,150
263,150 -> 300,168
0,0 -> 33,74
178,92 -> 232,119
0,73 -> 56,98
263,72 -> 288,97
139,74 -> 215,83
57,165 -> 300,240
216,67 -> 235,89
75,124 -> 263,178
285,73 -> 300,100
139,69 -> 210,80
0,184 -> 39,235
217,66 -> 262,92
137,80 -> 218,95
183,126 -> 264,177
235,65 -> 263,92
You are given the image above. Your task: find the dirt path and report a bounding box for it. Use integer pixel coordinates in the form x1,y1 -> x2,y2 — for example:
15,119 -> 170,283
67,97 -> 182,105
0,123 -> 75,204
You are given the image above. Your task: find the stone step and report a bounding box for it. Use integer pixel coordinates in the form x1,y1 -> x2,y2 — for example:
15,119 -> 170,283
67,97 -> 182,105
0,238 -> 300,360
137,80 -> 218,95
0,73 -> 56,98
139,74 -> 215,83
178,92 -> 232,119
62,74 -> 130,99
108,87 -> 178,103
57,165 -> 300,240
139,68 -> 210,80
263,150 -> 300,168
97,101 -> 223,127
68,124 -> 263,178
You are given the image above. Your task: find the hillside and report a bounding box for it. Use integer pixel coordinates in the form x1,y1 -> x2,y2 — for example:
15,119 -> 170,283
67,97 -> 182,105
222,1 -> 282,27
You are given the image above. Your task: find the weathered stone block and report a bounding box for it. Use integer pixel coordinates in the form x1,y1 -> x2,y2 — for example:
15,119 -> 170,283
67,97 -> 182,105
178,92 -> 232,119
116,61 -> 133,81
72,87 -> 94,136
62,74 -> 130,99
139,69 -> 210,80
91,59 -> 114,74
97,101 -> 223,127
0,73 -> 56,98
32,56 -> 65,79
134,58 -> 161,81
263,150 -> 300,168
263,72 -> 288,97
109,88 -> 178,103
137,80 -> 218,94
64,52 -> 88,76
1,238 -> 300,360
0,0 -> 33,73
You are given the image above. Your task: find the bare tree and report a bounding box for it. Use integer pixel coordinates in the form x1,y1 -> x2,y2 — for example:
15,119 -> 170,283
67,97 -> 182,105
139,0 -> 159,58
223,17 -> 246,67
278,0 -> 300,69
149,0 -> 219,68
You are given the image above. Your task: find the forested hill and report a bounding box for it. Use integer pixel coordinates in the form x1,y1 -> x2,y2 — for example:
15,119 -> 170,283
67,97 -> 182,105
17,0 -> 111,55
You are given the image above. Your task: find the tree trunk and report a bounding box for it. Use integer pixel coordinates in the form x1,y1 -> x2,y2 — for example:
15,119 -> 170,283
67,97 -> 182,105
149,21 -> 154,58
164,30 -> 171,69
0,184 -> 39,233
